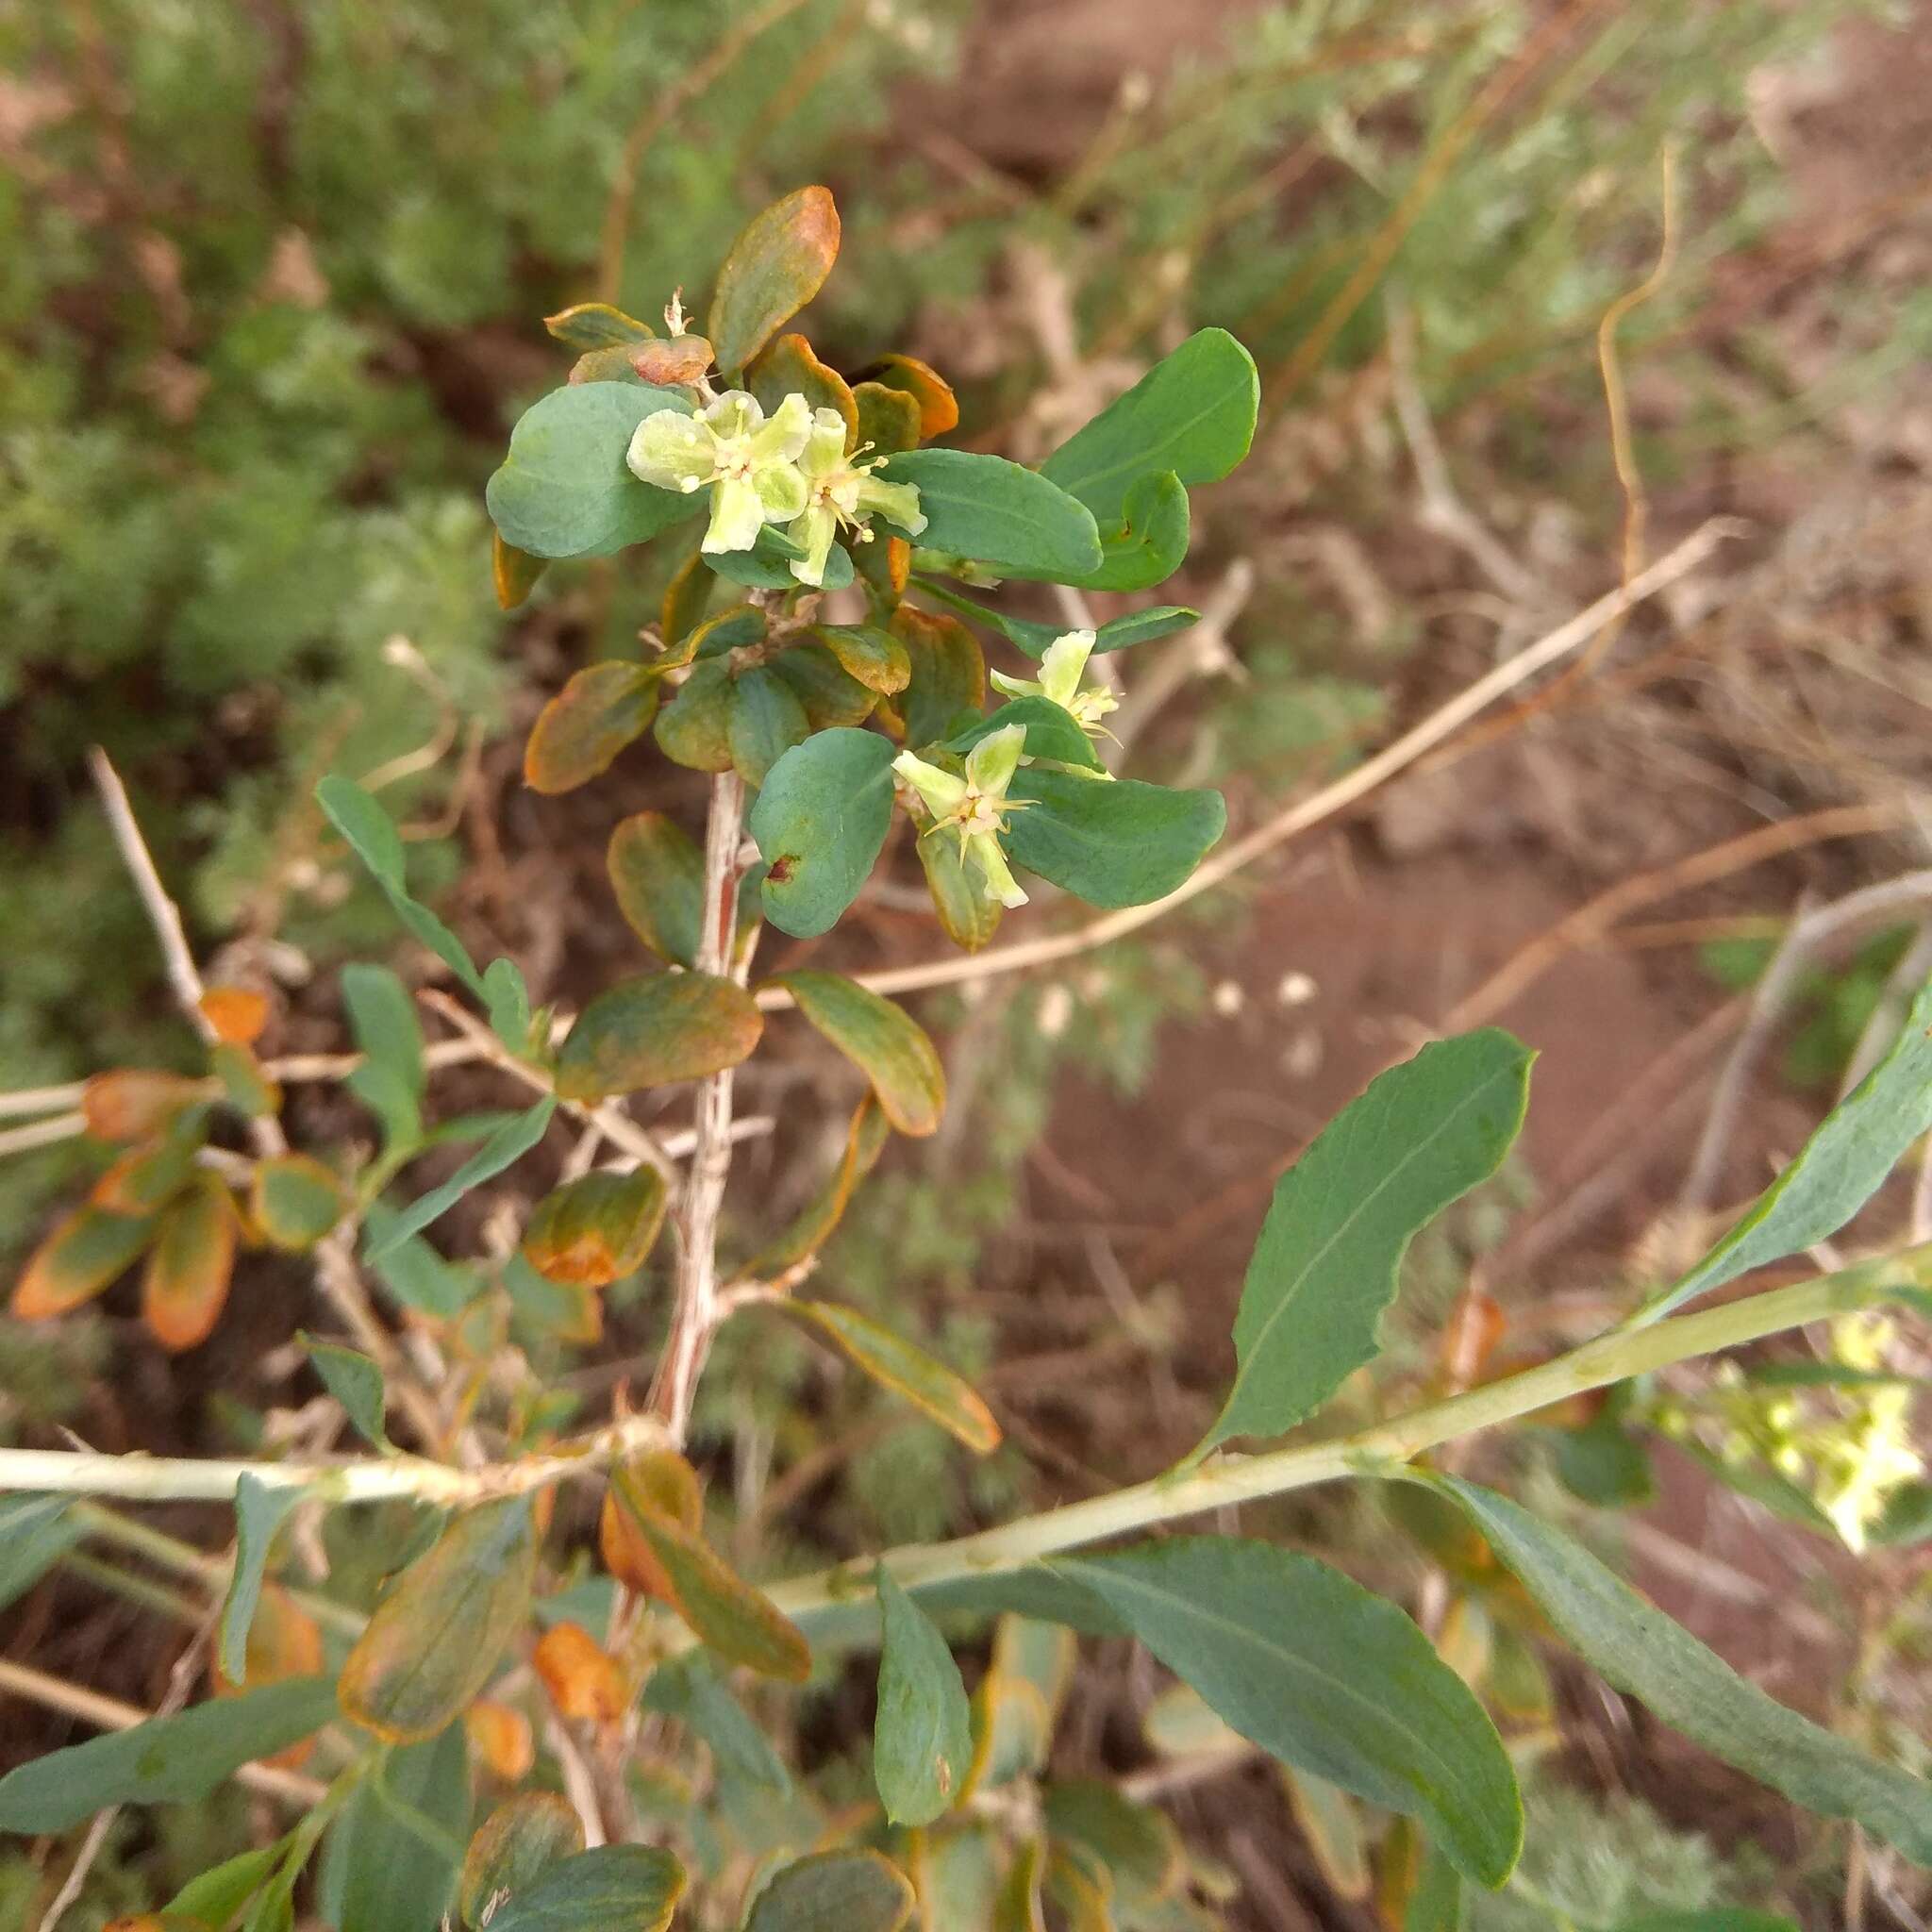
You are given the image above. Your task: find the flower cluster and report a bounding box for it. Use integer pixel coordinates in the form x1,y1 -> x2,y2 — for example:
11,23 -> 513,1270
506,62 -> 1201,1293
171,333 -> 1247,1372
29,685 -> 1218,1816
626,391 -> 925,587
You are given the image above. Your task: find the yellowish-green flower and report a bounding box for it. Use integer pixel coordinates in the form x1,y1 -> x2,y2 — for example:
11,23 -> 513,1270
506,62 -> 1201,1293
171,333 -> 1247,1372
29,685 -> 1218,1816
626,391 -> 811,555
893,723 -> 1029,909
989,628 -> 1118,734
785,406 -> 928,587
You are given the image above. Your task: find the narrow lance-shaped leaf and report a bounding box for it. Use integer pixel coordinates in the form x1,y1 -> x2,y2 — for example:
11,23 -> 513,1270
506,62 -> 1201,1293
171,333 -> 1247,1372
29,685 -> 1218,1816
774,1299 -> 1001,1455
545,302 -> 655,351
1641,972 -> 1932,1321
342,961 -> 426,1148
641,1657 -> 791,1794
1047,1538 -> 1523,1888
774,971 -> 946,1137
339,1499 -> 539,1743
1423,1474 -> 1932,1865
0,1678 -> 340,1832
553,974 -> 762,1103
368,1099 -> 557,1258
749,728 -> 899,940
1197,1029 -> 1535,1455
220,1473 -> 304,1686
874,1566 -> 974,1826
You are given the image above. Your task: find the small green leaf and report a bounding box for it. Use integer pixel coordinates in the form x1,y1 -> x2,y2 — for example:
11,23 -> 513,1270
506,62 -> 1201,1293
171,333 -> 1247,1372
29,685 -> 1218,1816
317,776 -> 487,999
524,662 -> 658,794
220,1474 -> 305,1685
641,1657 -> 791,1793
1006,768 -> 1225,909
252,1154 -> 346,1251
544,302 -> 655,351
773,1300 -> 1001,1455
1040,327 -> 1259,525
853,353 -> 959,438
362,1212 -> 482,1317
484,1845 -> 686,1932
1069,469 -> 1190,591
342,963 -> 426,1149
1198,1029 -> 1534,1454
745,1850 -> 914,1932
1641,973 -> 1932,1320
874,1566 -> 974,1825
303,1334 -> 391,1452
0,1678 -> 340,1831
653,659 -> 738,773
1423,1474 -> 1932,1864
339,1500 -> 539,1743
521,1168 -> 668,1288
461,1793 -> 586,1928
0,1495 -> 81,1612
749,728 -> 899,940
554,974 -> 763,1102
1615,1915 -> 1798,1932
774,972 -> 945,1137
915,808 -> 1004,954
369,1100 -> 556,1258
486,383 -> 699,559
608,811 -> 705,968
948,697 -> 1104,773
1048,1538 -> 1523,1888
729,665 -> 812,785
1554,1415 -> 1655,1508
879,449 -> 1101,579
707,186 -> 841,377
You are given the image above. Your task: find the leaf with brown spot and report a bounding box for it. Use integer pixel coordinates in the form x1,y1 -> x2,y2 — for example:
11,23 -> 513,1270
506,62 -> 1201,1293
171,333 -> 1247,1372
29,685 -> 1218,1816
854,354 -> 959,438
143,1174 -> 237,1352
199,987 -> 269,1045
12,1204 -> 157,1320
534,1621 -> 627,1725
774,972 -> 944,1137
81,1070 -> 211,1143
251,1154 -> 345,1251
544,301 -> 655,351
707,187 -> 841,377
522,1169 -> 668,1288
608,811 -> 704,968
601,1450 -> 702,1602
554,973 -> 763,1102
750,333 -> 858,443
773,1300 -> 999,1454
525,661 -> 659,795
610,1470 -> 809,1681
340,1498 -> 539,1744
494,530 -> 549,610
853,381 -> 922,458
747,1092 -> 890,1276
464,1701 -> 537,1783
460,1792 -> 584,1927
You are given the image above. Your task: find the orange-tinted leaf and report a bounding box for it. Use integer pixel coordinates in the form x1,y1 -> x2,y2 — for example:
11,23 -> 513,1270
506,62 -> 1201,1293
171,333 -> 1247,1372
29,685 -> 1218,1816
707,187 -> 841,377
768,642 -> 878,732
210,1041 -> 281,1121
660,547 -> 714,648
554,973 -> 763,1103
534,1621 -> 627,1725
522,1169 -> 668,1289
608,811 -> 705,968
746,1091 -> 889,1275
199,987 -> 269,1045
812,625 -> 910,696
104,1918 -> 208,1932
610,1469 -> 808,1681
92,1113 -> 208,1217
853,383 -> 922,459
773,972 -> 944,1137
460,1792 -> 585,1927
1042,1843 -> 1112,1932
855,355 -> 959,439
212,1583 -> 325,1770
630,336 -> 716,387
12,1204 -> 156,1320
143,1174 -> 237,1352
495,530 -> 549,610
888,607 -> 985,745
545,302 -> 655,351
991,1838 -> 1047,1932
601,1450 -> 702,1602
525,661 -> 659,795
749,334 -> 858,445
340,1498 -> 539,1744
251,1154 -> 345,1251
913,806 -> 1004,953
81,1070 -> 209,1143
775,1300 -> 999,1454
465,1700 -> 537,1782
652,660 -> 738,773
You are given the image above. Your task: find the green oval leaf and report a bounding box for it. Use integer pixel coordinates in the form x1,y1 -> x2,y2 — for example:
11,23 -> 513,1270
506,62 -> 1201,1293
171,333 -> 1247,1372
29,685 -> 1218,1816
1424,1474 -> 1932,1865
729,664 -> 812,786
877,449 -> 1101,579
1049,1538 -> 1523,1889
1069,469 -> 1190,591
1198,1028 -> 1534,1455
461,1794 -> 587,1929
252,1154 -> 346,1252
1040,327 -> 1259,525
554,974 -> 763,1103
608,811 -> 705,968
997,602 -> 1198,661
948,697 -> 1103,773
874,1566 -> 974,1826
707,186 -> 841,378
524,662 -> 658,794
653,659 -> 738,773
1005,768 -> 1225,909
745,1850 -> 915,1932
521,1168 -> 668,1288
854,381 -> 923,458
774,972 -> 945,1137
484,1846 -> 686,1932
339,1499 -> 539,1743
0,1677 -> 340,1831
748,728 -> 898,940
319,1722 -> 471,1932
486,383 -> 698,559
774,1300 -> 1000,1455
